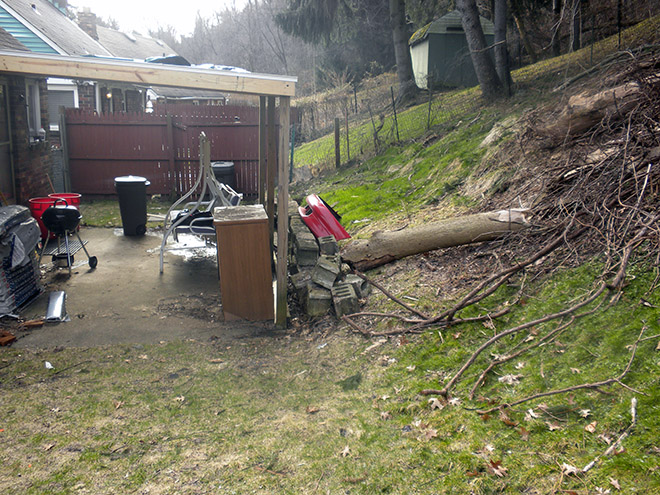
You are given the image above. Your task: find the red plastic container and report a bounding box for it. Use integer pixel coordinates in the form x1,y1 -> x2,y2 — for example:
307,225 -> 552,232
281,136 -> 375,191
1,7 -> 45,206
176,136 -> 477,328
49,192 -> 81,208
298,194 -> 351,241
29,193 -> 82,239
28,197 -> 58,240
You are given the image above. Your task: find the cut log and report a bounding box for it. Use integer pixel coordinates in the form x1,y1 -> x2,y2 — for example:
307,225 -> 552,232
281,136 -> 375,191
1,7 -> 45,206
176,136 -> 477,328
341,209 -> 530,271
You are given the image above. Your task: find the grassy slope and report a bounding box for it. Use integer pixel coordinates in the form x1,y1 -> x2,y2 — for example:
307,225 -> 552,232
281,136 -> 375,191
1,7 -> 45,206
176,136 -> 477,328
2,17 -> 660,495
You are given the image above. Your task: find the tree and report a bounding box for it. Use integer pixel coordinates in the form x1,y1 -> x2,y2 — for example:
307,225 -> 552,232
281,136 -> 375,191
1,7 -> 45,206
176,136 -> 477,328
455,0 -> 503,99
493,0 -> 512,95
389,0 -> 416,102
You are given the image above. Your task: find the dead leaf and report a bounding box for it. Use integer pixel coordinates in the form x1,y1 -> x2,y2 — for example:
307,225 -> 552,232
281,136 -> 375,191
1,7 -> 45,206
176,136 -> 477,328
208,358 -> 224,363
598,433 -> 613,445
422,428 -> 438,440
546,421 -> 562,431
595,488 -> 612,494
340,445 -> 351,457
406,365 -> 416,372
561,462 -> 578,475
585,421 -> 598,433
609,477 -> 621,490
525,408 -> 540,421
570,367 -> 581,374
519,427 -> 530,441
173,396 -> 185,402
379,395 -> 390,401
306,406 -> 320,414
614,446 -> 626,455
515,361 -> 526,369
393,386 -> 403,394
397,335 -> 408,346
498,374 -> 522,385
43,443 -> 55,451
477,444 -> 495,455
466,469 -> 481,477
482,320 -> 495,330
499,410 -> 518,427
114,401 -> 124,410
380,411 -> 392,420
579,409 -> 591,418
138,354 -> 148,360
447,397 -> 461,407
453,332 -> 461,339
480,413 -> 491,421
487,460 -> 508,477
428,398 -> 445,410
656,340 -> 660,351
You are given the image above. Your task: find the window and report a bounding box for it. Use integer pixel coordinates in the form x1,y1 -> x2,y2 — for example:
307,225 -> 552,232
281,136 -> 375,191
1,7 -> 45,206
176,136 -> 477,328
47,89 -> 76,131
26,80 -> 42,140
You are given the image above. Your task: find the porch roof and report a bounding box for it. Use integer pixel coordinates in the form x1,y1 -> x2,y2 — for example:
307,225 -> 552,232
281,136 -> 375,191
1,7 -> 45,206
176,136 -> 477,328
0,50 -> 296,97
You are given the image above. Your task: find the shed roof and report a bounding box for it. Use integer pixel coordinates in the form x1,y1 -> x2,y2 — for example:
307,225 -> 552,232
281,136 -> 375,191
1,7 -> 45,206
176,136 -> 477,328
409,10 -> 495,47
97,25 -> 177,60
0,0 -> 111,56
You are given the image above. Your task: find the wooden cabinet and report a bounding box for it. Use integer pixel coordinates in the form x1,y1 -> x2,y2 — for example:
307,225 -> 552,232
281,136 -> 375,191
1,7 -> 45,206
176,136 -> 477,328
213,205 -> 274,321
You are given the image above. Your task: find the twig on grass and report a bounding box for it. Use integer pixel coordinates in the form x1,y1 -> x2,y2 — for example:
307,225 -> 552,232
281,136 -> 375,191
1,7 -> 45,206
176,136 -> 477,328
582,397 -> 638,473
353,271 -> 429,320
475,327 -> 646,415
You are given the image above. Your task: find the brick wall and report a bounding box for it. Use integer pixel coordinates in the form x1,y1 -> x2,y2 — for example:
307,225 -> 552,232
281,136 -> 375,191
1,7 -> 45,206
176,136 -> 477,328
8,76 -> 52,204
125,90 -> 143,112
77,82 -> 96,111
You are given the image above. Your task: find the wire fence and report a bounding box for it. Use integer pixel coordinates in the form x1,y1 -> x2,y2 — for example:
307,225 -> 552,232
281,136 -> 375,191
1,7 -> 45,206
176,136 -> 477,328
291,5 -> 660,176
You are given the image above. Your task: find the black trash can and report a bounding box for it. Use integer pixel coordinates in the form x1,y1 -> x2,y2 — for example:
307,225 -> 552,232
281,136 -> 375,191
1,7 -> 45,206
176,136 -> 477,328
211,161 -> 236,190
114,175 -> 150,236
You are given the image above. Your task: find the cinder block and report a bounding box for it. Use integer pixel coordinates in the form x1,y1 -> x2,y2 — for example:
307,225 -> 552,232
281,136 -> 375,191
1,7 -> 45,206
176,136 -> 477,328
331,283 -> 359,317
317,235 -> 338,255
343,274 -> 371,298
295,232 -> 319,266
312,255 -> 341,289
306,286 -> 332,316
290,270 -> 312,300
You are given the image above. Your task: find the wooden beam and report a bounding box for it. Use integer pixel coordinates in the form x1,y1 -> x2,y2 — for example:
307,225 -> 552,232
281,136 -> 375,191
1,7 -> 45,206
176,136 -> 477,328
266,96 -> 276,246
258,96 -> 267,206
276,96 -> 291,328
0,51 -> 296,97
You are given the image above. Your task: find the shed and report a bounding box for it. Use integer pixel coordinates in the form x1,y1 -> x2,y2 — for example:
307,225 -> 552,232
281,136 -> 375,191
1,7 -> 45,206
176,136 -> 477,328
409,10 -> 494,89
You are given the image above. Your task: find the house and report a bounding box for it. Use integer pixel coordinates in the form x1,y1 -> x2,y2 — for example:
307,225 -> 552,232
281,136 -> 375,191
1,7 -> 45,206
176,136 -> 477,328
409,10 -> 495,89
0,26 -> 51,203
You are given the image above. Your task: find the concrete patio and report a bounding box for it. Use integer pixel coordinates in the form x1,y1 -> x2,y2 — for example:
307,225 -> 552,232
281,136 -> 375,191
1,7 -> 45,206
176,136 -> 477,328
14,227 -> 271,348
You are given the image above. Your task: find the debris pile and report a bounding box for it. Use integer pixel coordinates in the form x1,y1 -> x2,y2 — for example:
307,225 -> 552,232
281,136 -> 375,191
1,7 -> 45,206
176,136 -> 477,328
0,206 -> 41,314
286,200 -> 370,318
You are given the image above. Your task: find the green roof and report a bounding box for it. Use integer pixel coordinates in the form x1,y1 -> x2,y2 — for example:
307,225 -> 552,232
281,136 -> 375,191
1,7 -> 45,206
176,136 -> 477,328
409,10 -> 495,46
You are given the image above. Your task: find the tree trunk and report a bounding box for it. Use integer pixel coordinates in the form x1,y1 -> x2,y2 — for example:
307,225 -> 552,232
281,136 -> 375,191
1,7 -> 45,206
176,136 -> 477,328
510,0 -> 537,63
390,0 -> 417,103
341,209 -> 530,271
493,0 -> 512,96
455,0 -> 502,100
570,0 -> 581,52
552,0 -> 562,56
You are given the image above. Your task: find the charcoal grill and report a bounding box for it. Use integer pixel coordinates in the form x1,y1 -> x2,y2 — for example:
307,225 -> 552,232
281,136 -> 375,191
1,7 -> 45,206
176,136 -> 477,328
37,201 -> 97,275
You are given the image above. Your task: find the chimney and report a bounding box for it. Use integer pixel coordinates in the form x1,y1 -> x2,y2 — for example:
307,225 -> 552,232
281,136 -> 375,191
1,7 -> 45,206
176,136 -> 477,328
78,7 -> 98,41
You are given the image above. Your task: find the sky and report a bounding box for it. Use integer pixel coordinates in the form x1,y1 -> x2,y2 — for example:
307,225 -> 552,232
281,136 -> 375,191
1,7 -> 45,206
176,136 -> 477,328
69,0 -> 245,38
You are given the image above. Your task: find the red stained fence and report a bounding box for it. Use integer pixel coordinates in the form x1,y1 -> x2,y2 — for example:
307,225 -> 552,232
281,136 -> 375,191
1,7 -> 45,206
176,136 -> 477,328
65,104 -> 294,197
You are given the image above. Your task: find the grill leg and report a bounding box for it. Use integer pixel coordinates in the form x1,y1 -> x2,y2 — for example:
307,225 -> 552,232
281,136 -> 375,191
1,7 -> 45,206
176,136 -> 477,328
64,232 -> 72,276
38,234 -> 50,266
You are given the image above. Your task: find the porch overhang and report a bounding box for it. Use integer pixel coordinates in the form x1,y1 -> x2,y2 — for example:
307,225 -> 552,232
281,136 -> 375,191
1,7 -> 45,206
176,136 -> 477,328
0,49 -> 294,327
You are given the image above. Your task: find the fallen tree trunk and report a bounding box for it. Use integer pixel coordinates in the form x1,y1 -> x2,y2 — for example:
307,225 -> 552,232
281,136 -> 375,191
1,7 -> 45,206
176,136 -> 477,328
342,209 -> 530,271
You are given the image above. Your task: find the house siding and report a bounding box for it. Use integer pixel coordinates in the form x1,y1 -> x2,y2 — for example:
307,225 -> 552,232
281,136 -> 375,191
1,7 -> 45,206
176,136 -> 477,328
0,6 -> 58,54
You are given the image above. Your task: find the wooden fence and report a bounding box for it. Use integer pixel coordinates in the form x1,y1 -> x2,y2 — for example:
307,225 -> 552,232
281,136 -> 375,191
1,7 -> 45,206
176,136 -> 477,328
64,104 -> 295,197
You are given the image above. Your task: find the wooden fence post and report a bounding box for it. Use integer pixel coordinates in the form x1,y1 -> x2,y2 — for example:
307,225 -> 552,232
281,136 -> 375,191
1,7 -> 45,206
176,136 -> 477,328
334,117 -> 340,168
259,96 -> 267,206
166,113 -> 177,198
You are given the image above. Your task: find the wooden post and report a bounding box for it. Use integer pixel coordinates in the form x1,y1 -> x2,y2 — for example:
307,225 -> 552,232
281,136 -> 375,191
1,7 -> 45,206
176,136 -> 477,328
58,106 -> 71,193
267,96 -> 277,245
166,113 -> 177,197
258,96 -> 267,206
334,117 -> 340,168
276,96 -> 290,328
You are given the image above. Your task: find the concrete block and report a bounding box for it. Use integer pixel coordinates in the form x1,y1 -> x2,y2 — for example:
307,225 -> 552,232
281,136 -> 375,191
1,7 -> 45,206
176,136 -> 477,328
343,274 -> 371,298
290,270 -> 312,300
306,286 -> 332,316
331,283 -> 359,317
312,255 -> 341,289
317,235 -> 338,255
295,232 -> 319,266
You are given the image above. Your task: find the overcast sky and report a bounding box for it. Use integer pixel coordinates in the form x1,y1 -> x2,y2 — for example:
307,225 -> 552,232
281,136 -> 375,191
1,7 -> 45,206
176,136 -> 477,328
70,0 -> 245,37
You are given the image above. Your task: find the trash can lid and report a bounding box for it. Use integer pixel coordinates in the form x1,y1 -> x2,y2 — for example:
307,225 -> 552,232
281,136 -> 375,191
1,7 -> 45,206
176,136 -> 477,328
114,175 -> 150,185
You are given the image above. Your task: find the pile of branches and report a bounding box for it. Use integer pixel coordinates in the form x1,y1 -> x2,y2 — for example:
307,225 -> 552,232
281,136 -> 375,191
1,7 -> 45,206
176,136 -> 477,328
342,53 -> 660,405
